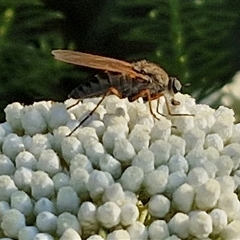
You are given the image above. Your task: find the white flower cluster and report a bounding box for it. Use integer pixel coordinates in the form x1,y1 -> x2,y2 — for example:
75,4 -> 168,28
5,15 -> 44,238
0,94 -> 240,239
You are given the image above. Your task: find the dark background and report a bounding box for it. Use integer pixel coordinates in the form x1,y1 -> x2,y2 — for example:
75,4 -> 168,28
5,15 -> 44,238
0,0 -> 240,121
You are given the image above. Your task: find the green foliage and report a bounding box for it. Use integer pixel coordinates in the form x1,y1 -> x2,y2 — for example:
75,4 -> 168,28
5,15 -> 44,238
0,1 -> 79,121
0,0 -> 239,122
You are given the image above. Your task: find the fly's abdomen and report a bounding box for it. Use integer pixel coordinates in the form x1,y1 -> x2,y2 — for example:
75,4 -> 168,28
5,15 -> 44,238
68,73 -> 111,99
68,72 -> 149,100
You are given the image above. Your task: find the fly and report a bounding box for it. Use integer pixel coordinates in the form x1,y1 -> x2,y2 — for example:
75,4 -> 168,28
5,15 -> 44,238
52,50 -> 194,135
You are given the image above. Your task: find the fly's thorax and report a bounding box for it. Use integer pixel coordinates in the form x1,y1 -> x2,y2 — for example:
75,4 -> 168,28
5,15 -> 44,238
132,60 -> 169,86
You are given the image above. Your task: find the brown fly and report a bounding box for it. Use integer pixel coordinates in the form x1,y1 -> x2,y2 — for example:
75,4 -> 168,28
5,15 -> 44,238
52,50 -> 193,135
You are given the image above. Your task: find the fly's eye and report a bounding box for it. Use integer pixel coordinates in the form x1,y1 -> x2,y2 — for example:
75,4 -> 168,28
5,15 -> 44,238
171,78 -> 182,94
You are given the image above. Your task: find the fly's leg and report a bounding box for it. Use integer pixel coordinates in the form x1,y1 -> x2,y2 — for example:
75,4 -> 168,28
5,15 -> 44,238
129,89 -> 163,120
130,90 -> 194,120
67,87 -> 122,136
66,100 -> 81,110
156,98 -> 167,117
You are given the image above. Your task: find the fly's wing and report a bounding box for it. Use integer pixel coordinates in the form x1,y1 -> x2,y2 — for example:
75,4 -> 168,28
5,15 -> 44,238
52,50 -> 148,81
